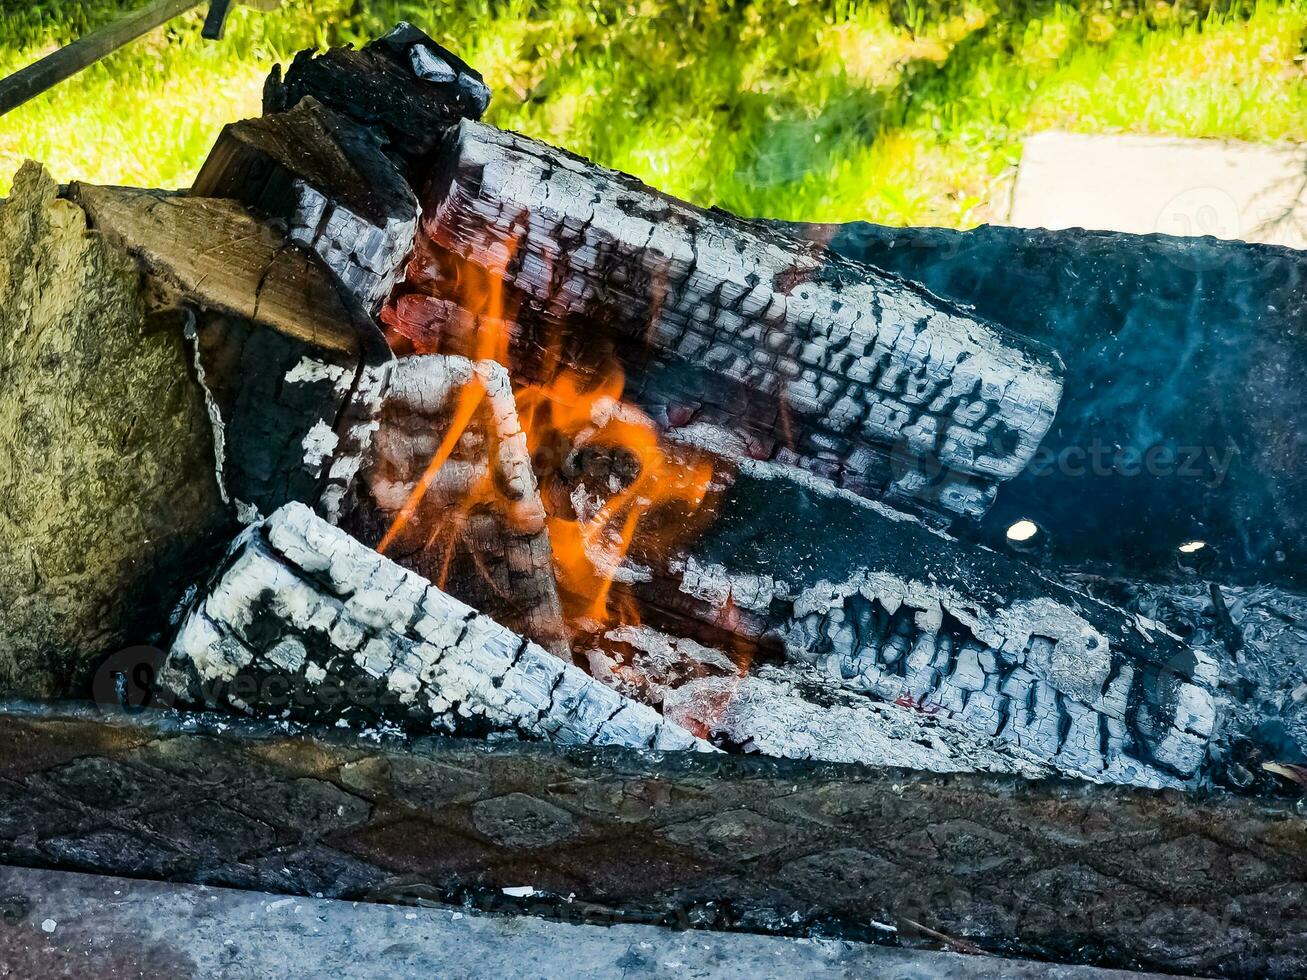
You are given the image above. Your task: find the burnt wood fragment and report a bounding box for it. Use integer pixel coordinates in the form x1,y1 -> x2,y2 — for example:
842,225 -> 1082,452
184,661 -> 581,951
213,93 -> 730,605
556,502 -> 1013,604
160,502 -> 703,751
263,22 -> 489,166
191,97 -> 419,312
588,625 -> 1056,779
0,702 -> 1302,977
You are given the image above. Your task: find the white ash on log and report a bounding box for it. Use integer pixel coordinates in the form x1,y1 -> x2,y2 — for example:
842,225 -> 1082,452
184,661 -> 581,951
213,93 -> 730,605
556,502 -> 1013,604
160,502 -> 705,751
600,433 -> 1219,789
384,121 -> 1064,523
589,625 -> 1056,779
69,182 -> 394,524
343,354 -> 569,655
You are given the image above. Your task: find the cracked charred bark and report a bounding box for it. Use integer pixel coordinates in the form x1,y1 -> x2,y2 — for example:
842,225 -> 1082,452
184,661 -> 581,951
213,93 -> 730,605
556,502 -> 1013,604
160,502 -> 704,751
598,436 -> 1220,789
191,97 -> 419,313
385,120 -> 1064,523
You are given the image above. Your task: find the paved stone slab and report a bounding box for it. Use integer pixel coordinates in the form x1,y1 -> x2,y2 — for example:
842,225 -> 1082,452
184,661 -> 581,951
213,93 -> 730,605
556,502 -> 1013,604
1008,131 -> 1307,249
0,866 -> 1178,979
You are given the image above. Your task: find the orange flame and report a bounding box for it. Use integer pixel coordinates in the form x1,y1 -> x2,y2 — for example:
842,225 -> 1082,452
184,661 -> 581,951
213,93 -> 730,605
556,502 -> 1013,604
379,221 -> 715,638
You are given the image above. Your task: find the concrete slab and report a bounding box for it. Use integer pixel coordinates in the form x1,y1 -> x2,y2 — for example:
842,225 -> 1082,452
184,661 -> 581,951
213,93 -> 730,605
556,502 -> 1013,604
0,866 -> 1180,980
1007,131 -> 1307,249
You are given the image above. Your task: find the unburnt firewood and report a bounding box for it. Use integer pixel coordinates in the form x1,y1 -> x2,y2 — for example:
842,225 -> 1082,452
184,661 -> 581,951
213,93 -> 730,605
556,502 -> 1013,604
343,354 -> 570,655
385,121 -> 1064,523
191,97 -> 419,313
0,163 -> 231,696
600,434 -> 1220,789
70,181 -> 394,524
588,625 -> 1056,779
160,502 -> 705,751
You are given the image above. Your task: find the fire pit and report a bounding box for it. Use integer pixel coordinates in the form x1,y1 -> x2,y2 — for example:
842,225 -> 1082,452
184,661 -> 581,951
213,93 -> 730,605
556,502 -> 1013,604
2,23 -> 1306,978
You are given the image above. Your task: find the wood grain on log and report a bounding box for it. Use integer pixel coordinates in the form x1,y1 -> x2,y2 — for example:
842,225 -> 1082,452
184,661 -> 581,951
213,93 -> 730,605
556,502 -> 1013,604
387,121 -> 1064,522
0,702 -> 1301,978
68,183 -> 374,359
0,163 -> 231,696
344,355 -> 570,655
160,502 -> 704,751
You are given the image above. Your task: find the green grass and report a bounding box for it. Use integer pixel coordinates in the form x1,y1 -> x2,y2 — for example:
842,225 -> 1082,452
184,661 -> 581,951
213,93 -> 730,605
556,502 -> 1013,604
2,0 -> 1306,226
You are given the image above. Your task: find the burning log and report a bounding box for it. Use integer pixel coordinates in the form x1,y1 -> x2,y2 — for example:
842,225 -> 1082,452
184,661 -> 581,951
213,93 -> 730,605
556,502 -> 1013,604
216,25 -> 1065,524
160,501 -> 705,752
343,354 -> 570,655
599,436 -> 1220,789
387,121 -> 1064,523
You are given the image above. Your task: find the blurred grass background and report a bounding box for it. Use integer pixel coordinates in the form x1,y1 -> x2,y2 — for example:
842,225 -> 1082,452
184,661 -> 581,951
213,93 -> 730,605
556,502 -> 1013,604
1,0 -> 1305,226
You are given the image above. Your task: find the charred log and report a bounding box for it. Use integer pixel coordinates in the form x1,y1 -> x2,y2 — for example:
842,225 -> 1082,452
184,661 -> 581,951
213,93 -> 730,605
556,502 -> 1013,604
343,354 -> 570,655
604,435 -> 1219,789
192,97 -> 418,312
386,121 -> 1064,523
803,220 -> 1307,589
588,625 -> 1056,779
160,502 -> 704,751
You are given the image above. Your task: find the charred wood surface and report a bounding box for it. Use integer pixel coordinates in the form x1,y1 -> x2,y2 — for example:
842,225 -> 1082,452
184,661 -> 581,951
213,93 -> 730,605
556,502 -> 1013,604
388,121 -> 1063,523
0,163 -> 231,695
192,98 -> 418,313
263,22 -> 489,164
616,440 -> 1218,790
800,219 -> 1307,588
160,503 -> 702,751
343,355 -> 569,654
0,702 -> 1302,977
